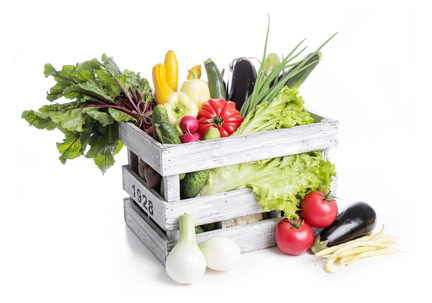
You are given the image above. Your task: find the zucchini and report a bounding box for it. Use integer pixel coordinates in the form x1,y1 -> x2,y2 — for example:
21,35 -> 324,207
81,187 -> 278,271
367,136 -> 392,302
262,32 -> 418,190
284,51 -> 321,90
204,58 -> 227,100
153,121 -> 181,145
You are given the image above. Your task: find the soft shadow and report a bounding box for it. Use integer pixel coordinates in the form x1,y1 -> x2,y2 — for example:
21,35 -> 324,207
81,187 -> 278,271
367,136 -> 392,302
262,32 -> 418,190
124,225 -> 183,286
267,246 -> 288,256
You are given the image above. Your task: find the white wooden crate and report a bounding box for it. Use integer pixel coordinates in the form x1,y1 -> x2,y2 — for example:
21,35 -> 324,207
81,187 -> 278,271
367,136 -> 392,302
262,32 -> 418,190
119,109 -> 338,265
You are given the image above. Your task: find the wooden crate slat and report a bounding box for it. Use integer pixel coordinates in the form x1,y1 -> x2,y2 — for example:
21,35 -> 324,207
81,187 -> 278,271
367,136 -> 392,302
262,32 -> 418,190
119,122 -> 163,173
121,108 -> 340,265
308,108 -> 336,123
123,165 -> 339,231
163,175 -> 180,202
124,198 -> 168,265
124,197 -> 283,266
122,166 -> 166,229
164,189 -> 261,230
159,121 -> 338,175
119,110 -> 338,176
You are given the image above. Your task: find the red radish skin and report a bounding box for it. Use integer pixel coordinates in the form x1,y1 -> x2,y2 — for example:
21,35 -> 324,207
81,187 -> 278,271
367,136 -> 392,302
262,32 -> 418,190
181,133 -> 200,143
147,126 -> 154,137
180,116 -> 199,133
192,132 -> 201,140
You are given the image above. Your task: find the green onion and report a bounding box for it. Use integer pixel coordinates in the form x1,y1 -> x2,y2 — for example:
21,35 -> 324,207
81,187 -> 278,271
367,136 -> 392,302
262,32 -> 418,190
240,16 -> 338,117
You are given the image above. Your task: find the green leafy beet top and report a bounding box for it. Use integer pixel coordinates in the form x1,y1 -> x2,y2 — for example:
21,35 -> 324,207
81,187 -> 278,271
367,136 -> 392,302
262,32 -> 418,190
22,54 -> 154,173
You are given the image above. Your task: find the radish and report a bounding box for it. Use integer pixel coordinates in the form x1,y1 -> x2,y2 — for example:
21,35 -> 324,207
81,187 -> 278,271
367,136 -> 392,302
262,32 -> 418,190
180,116 -> 199,133
192,132 -> 201,140
147,126 -> 154,137
181,133 -> 200,143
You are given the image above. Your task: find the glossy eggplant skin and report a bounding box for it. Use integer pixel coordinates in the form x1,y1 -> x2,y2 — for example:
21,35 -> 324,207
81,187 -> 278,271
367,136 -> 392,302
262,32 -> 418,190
228,58 -> 256,110
312,202 -> 377,252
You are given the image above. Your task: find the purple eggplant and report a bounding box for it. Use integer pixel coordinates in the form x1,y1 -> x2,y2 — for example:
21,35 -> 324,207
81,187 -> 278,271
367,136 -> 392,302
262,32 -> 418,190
311,201 -> 377,253
228,58 -> 256,110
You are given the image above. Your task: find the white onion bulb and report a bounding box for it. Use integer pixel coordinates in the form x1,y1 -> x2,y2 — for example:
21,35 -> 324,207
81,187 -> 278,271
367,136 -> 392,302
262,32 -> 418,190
199,236 -> 241,271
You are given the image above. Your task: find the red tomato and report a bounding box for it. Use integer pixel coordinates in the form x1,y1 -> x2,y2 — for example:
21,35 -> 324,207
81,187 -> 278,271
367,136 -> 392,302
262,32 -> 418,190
275,218 -> 314,255
196,98 -> 244,137
300,191 -> 338,228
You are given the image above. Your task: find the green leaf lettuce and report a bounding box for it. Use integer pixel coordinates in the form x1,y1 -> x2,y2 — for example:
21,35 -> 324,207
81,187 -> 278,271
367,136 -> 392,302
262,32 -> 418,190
200,151 -> 336,219
200,87 -> 336,218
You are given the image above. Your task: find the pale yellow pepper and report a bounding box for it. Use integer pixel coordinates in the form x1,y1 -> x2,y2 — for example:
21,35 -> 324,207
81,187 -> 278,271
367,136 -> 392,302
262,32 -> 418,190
163,92 -> 199,126
180,70 -> 211,110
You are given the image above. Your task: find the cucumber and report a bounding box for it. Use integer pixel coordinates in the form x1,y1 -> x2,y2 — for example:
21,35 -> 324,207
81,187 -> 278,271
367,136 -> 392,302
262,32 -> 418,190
180,169 -> 210,199
174,124 -> 183,136
179,128 -> 219,199
195,226 -> 205,234
152,105 -> 170,142
204,58 -> 227,100
153,121 -> 181,145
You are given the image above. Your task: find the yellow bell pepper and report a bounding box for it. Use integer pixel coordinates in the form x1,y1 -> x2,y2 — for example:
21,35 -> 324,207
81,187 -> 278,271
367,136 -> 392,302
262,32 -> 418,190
164,50 -> 179,92
152,63 -> 173,105
163,92 -> 199,126
180,70 -> 211,110
187,65 -> 202,79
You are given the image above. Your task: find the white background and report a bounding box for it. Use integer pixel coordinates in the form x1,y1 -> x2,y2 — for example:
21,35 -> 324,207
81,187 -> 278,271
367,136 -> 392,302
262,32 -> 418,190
3,0 -> 429,302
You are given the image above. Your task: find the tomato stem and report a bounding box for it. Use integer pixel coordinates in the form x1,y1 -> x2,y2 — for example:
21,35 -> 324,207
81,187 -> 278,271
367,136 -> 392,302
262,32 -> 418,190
289,218 -> 304,228
206,115 -> 225,128
320,190 -> 339,202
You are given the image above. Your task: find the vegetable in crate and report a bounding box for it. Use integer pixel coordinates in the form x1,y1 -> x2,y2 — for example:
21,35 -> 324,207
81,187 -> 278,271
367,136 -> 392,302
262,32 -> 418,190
204,58 -> 227,100
21,54 -> 154,173
152,63 -> 174,105
226,213 -> 263,228
233,87 -> 313,136
163,92 -> 199,126
228,57 -> 257,110
201,151 -> 335,220
283,52 -> 321,90
196,98 -> 244,138
200,88 -> 336,219
311,202 -> 377,253
180,132 -> 200,143
180,70 -> 211,110
187,64 -> 202,79
262,53 -> 280,75
178,116 -> 200,143
166,213 -> 206,284
164,50 -> 179,92
180,128 -> 221,199
138,159 -> 161,189
152,104 -> 170,142
240,16 -> 337,117
179,116 -> 199,133
153,121 -> 181,145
